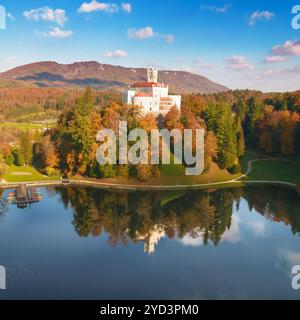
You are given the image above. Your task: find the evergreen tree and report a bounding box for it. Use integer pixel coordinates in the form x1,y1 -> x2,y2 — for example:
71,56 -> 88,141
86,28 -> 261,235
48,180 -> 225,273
244,96 -> 264,146
205,102 -> 238,169
235,118 -> 245,157
294,122 -> 300,154
234,99 -> 247,121
15,148 -> 25,166
20,131 -> 33,166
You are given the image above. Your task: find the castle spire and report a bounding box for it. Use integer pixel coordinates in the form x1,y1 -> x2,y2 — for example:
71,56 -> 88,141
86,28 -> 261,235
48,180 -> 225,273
147,67 -> 158,83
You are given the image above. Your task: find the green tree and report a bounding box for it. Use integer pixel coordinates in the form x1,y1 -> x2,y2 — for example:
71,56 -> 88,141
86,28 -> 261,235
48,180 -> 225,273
204,102 -> 238,169
235,118 -> 245,157
19,131 -> 33,166
294,122 -> 300,154
14,148 -> 25,166
4,153 -> 14,166
234,99 -> 247,121
244,96 -> 264,146
57,87 -> 100,175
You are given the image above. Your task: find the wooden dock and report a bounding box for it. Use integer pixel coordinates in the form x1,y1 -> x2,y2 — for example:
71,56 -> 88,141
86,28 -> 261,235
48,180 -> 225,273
8,184 -> 43,208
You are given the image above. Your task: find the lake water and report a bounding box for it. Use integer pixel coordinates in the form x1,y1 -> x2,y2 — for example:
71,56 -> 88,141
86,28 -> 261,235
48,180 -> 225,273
0,186 -> 300,300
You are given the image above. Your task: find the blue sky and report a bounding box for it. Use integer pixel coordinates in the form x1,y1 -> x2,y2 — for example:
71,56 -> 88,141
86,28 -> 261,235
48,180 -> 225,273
0,0 -> 300,91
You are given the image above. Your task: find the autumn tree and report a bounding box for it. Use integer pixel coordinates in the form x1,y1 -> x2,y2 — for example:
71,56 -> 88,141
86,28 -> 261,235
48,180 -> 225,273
56,87 -> 101,175
36,134 -> 59,170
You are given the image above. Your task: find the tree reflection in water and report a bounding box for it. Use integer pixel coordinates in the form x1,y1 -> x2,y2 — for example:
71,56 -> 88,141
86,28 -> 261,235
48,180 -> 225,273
0,190 -> 8,222
55,186 -> 300,253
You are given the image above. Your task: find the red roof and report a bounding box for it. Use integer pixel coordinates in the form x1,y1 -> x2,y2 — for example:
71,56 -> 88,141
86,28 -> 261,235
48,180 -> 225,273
134,92 -> 152,97
160,97 -> 173,101
132,82 -> 166,88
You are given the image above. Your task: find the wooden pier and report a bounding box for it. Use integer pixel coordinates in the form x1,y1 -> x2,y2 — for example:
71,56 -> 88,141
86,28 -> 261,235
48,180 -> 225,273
8,184 -> 42,208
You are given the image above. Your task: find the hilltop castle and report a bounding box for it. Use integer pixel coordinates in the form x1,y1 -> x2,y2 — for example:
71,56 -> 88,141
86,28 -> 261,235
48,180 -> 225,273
123,68 -> 181,114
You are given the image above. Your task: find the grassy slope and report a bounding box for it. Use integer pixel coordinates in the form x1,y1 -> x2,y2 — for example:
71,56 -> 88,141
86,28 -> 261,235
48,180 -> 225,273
243,160 -> 300,184
240,151 -> 300,184
159,160 -> 238,185
3,165 -> 59,182
0,122 -> 53,131
2,151 -> 299,185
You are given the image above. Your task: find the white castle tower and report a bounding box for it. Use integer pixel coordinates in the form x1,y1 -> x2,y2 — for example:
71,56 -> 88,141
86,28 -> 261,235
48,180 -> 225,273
123,67 -> 181,114
147,67 -> 159,83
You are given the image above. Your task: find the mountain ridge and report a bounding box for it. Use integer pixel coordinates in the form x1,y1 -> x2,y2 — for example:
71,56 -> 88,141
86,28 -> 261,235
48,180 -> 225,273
0,61 -> 228,94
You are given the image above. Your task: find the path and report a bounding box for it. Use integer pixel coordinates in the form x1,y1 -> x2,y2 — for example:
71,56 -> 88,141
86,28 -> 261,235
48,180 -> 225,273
0,158 -> 296,191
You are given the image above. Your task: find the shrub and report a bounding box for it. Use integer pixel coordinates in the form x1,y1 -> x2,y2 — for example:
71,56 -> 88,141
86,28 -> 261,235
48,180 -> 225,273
228,163 -> 242,174
45,166 -> 60,177
4,154 -> 14,166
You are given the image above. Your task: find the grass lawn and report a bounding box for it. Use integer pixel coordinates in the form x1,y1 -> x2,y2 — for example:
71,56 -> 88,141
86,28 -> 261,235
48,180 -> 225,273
239,151 -> 266,172
242,160 -> 300,184
0,122 -> 53,131
239,150 -> 300,184
159,161 -> 239,185
158,152 -> 237,184
2,150 -> 298,186
3,165 -> 60,182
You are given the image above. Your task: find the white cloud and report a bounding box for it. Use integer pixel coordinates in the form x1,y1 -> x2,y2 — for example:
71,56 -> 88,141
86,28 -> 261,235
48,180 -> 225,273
7,13 -> 15,21
180,234 -> 204,247
221,215 -> 240,243
262,69 -> 274,77
103,49 -> 128,58
200,4 -> 230,13
23,7 -> 67,26
248,10 -> 274,26
278,249 -> 300,267
285,251 -> 300,266
122,3 -> 132,13
180,59 -> 216,76
79,1 -> 132,13
271,40 -> 300,56
226,55 -> 255,70
264,55 -> 287,63
128,27 -> 174,44
159,34 -> 175,44
179,215 -> 240,247
79,1 -> 118,13
271,64 -> 300,75
128,26 -> 154,40
192,59 -> 216,70
247,220 -> 266,237
38,27 -> 73,38
5,56 -> 17,63
49,27 -> 73,38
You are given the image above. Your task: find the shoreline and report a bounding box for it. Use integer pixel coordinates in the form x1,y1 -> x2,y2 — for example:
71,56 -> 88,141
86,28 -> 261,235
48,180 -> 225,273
0,157 -> 297,191
0,178 -> 296,191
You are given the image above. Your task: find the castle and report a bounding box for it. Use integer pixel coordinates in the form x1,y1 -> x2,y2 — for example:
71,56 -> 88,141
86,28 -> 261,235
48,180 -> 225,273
123,68 -> 181,114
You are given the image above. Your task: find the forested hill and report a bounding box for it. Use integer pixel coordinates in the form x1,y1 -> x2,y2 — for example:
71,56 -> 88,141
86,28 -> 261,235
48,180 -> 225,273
0,61 -> 228,94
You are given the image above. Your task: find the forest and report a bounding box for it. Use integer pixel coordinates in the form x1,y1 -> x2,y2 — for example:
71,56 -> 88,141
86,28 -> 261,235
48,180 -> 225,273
0,87 -> 300,182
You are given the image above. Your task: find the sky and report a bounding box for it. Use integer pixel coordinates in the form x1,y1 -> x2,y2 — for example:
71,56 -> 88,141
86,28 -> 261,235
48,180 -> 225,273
0,0 -> 300,92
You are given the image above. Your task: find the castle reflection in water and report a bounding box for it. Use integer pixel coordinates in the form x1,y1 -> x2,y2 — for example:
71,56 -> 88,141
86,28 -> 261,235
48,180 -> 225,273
51,186 -> 300,254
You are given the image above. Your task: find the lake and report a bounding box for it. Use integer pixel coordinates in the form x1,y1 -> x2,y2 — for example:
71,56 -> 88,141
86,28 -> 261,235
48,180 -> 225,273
0,186 -> 300,300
